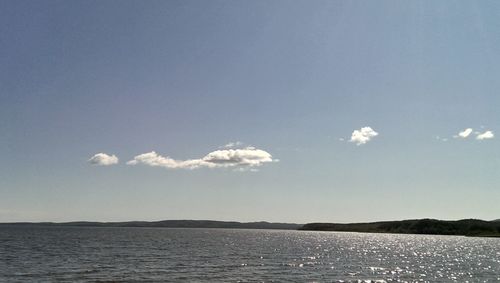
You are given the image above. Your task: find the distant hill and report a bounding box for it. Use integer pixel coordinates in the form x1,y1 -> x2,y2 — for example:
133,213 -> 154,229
4,219 -> 499,236
0,220 -> 301,230
300,219 -> 500,237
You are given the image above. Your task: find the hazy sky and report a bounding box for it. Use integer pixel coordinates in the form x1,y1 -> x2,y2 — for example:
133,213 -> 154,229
2,0 -> 499,223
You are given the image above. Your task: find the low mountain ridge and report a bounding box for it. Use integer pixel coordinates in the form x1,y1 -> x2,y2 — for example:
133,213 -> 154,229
0,220 -> 301,230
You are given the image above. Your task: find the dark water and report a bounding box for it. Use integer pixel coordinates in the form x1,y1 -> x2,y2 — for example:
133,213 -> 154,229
1,226 -> 499,282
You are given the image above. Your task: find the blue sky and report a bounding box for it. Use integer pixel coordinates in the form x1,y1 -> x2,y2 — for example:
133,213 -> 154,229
1,0 -> 499,223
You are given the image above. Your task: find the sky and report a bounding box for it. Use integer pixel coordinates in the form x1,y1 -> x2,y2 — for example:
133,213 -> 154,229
1,0 -> 499,223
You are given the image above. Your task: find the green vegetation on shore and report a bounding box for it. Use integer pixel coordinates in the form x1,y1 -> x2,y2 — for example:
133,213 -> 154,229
299,219 -> 500,237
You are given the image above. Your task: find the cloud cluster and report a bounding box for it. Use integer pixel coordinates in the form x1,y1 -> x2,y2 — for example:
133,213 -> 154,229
453,128 -> 495,141
126,147 -> 276,170
350,127 -> 379,145
88,153 -> 119,166
89,125 -> 495,170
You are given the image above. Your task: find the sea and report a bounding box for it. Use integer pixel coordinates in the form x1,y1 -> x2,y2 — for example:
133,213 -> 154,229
0,226 -> 499,282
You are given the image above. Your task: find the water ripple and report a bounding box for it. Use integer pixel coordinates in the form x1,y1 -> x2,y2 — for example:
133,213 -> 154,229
0,226 -> 499,282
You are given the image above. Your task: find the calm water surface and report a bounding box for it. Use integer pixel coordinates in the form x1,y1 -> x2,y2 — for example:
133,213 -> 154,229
0,226 -> 499,282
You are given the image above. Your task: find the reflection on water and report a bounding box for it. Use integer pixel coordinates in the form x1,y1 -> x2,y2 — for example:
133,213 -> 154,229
1,226 -> 499,282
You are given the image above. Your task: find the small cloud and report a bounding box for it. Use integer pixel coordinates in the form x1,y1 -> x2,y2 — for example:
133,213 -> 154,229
436,136 -> 448,142
476,130 -> 494,140
457,128 -> 473,138
88,153 -> 119,166
233,167 -> 260,172
350,127 -> 378,145
222,141 -> 243,148
127,147 -> 276,170
339,138 -> 345,142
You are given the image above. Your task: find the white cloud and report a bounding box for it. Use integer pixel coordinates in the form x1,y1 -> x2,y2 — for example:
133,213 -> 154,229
88,153 -> 119,166
476,130 -> 494,140
350,127 -> 379,145
222,141 -> 243,148
127,147 -> 276,170
436,136 -> 448,142
457,128 -> 473,138
126,151 -> 209,169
